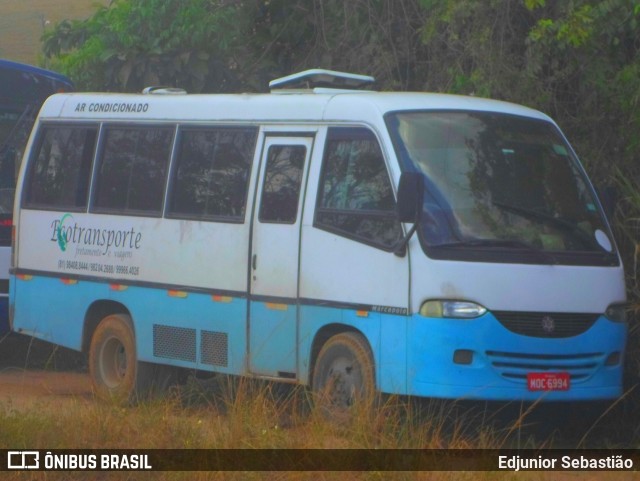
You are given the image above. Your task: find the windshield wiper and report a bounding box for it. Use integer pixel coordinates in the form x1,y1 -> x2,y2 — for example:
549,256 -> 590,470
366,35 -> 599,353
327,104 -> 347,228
434,238 -> 558,264
492,201 -> 596,250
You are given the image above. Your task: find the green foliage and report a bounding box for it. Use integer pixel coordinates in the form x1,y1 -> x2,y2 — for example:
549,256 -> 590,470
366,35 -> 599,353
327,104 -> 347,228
41,0 -> 429,93
524,0 -> 546,9
42,0 -> 251,92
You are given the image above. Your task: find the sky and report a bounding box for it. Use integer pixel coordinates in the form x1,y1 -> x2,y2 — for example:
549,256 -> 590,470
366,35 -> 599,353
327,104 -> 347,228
0,0 -> 106,65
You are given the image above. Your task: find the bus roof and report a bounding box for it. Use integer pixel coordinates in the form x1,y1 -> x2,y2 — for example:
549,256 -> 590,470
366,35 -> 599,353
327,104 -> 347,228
38,89 -> 552,126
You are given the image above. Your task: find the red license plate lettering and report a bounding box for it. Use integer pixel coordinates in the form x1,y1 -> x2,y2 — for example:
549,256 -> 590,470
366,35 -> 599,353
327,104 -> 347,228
527,372 -> 570,391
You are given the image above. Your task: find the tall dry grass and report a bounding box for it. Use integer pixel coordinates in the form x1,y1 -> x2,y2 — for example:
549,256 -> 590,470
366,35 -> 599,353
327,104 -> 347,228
612,166 -> 640,403
1,370 -> 638,481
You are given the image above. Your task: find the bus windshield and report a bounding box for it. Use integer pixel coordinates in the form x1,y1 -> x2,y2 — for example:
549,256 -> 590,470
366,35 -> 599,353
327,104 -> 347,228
386,111 -> 616,265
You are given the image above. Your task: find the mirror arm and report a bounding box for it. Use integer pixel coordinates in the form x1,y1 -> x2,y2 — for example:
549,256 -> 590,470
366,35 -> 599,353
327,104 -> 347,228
394,222 -> 419,257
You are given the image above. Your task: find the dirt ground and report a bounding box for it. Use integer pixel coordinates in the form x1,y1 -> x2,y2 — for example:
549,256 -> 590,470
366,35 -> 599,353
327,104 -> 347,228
0,332 -> 91,407
0,370 -> 91,409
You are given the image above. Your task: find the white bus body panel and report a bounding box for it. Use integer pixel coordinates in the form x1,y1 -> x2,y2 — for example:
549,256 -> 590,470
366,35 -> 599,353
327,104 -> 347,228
406,239 -> 625,314
17,210 -> 250,292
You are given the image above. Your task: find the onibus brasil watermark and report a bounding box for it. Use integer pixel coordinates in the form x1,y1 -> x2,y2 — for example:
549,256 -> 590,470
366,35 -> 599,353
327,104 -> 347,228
7,451 -> 151,471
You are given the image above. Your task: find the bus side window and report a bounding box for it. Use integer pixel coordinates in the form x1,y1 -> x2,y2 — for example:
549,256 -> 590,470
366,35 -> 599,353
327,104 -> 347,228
314,127 -> 402,250
23,125 -> 97,211
167,127 -> 257,222
92,126 -> 173,216
258,145 -> 306,224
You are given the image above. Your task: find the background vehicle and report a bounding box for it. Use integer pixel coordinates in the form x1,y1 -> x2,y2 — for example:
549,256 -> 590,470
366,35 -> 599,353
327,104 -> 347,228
0,59 -> 73,333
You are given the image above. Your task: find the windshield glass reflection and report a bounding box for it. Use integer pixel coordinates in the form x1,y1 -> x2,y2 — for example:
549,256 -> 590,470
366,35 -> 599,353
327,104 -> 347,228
387,111 -> 614,261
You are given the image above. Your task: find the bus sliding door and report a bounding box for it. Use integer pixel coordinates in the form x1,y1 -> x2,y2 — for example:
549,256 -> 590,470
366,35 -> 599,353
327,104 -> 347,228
248,134 -> 313,378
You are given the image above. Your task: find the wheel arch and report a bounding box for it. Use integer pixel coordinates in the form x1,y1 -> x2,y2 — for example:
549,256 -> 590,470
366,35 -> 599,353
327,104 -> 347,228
308,323 -> 375,386
81,300 -> 131,354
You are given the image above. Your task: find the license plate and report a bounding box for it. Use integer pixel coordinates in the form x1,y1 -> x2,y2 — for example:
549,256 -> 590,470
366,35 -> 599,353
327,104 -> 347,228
527,372 -> 570,391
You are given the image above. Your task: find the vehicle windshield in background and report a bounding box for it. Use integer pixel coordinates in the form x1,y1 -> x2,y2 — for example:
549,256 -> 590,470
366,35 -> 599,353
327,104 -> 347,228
386,111 -> 616,265
0,60 -> 74,210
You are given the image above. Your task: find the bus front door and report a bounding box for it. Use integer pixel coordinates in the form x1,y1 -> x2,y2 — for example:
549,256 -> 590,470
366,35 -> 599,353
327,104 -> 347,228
248,135 -> 313,378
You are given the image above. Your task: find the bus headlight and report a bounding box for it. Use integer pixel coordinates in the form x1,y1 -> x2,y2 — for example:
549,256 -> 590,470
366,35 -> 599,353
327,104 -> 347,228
605,303 -> 627,323
420,300 -> 487,319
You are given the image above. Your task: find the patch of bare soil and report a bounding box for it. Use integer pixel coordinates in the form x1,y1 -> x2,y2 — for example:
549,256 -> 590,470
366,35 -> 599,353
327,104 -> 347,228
0,332 -> 86,371
0,369 -> 91,408
0,332 -> 91,408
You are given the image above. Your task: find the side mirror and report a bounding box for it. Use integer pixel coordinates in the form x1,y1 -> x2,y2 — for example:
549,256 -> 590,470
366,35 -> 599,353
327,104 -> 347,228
393,172 -> 424,257
396,172 -> 424,223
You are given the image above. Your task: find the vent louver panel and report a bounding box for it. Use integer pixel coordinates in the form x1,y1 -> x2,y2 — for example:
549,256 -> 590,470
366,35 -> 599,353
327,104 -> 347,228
201,331 -> 229,367
153,325 -> 197,362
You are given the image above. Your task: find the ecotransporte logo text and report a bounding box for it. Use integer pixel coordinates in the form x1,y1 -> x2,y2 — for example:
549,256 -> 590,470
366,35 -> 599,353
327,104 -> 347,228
51,213 -> 143,256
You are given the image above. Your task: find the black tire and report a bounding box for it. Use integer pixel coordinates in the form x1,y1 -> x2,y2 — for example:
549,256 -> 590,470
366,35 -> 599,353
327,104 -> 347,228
311,332 -> 375,417
89,314 -> 165,404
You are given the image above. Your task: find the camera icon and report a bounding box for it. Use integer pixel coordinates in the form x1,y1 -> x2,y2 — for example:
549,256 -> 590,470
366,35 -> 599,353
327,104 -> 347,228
7,451 -> 40,469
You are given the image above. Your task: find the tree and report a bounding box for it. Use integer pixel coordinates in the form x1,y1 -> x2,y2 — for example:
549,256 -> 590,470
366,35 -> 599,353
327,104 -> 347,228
42,0 -> 432,93
42,0 -> 254,92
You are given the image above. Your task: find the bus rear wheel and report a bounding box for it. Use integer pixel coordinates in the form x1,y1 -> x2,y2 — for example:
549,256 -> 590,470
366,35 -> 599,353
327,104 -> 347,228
89,314 -> 157,404
311,332 -> 375,418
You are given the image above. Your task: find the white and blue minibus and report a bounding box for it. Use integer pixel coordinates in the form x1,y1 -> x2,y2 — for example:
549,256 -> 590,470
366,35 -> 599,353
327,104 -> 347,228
9,70 -> 627,406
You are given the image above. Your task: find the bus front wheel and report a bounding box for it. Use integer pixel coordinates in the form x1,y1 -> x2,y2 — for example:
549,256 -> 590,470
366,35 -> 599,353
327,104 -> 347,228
89,314 -> 154,404
311,332 -> 375,418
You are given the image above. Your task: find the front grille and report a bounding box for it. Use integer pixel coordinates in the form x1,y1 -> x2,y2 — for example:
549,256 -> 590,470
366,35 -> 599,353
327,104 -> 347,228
493,311 -> 599,338
486,350 -> 604,384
